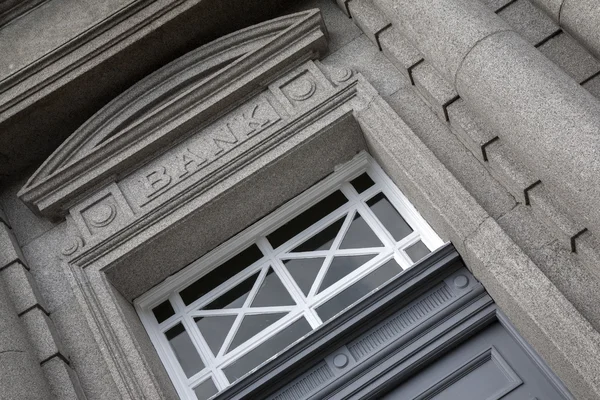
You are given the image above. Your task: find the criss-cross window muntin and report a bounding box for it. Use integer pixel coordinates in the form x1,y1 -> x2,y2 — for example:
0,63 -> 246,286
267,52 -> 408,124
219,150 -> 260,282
135,153 -> 443,400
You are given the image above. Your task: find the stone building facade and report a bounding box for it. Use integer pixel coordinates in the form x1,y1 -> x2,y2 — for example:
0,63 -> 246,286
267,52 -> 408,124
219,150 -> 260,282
1,0 -> 600,398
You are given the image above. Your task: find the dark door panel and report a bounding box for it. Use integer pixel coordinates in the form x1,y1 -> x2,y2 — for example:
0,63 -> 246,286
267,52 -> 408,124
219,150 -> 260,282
381,322 -> 567,400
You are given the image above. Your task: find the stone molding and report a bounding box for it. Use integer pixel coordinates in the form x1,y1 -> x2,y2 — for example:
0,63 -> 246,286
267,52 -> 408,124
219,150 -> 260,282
0,0 -> 48,29
18,9 -> 328,219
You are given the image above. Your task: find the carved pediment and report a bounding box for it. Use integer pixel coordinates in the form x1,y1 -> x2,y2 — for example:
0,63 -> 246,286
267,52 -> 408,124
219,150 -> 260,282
19,9 -> 327,218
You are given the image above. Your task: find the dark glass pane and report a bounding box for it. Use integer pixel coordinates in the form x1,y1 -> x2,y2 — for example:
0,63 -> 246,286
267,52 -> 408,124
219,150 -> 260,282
318,255 -> 375,293
195,315 -> 236,356
267,191 -> 347,249
165,323 -> 204,377
317,258 -> 403,322
203,273 -> 259,310
367,193 -> 413,241
339,212 -> 383,249
350,172 -> 375,193
291,218 -> 344,252
223,318 -> 312,382
152,300 -> 175,324
180,245 -> 263,306
251,268 -> 295,307
283,258 -> 324,296
193,378 -> 218,400
405,240 -> 431,263
228,313 -> 287,352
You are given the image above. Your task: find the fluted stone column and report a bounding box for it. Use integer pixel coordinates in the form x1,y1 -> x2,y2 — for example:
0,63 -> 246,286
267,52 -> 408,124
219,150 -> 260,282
530,0 -> 600,60
375,0 -> 600,240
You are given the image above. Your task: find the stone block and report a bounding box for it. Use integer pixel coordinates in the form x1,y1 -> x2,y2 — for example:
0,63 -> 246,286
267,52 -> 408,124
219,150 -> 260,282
528,0 -> 563,21
583,74 -> 600,99
527,183 -> 586,251
538,32 -> 600,83
21,307 -> 68,362
411,61 -> 459,121
446,98 -> 497,162
378,27 -> 423,81
0,222 -> 25,270
42,357 -> 86,400
347,0 -> 391,48
0,261 -> 46,315
322,34 -> 409,96
483,140 -> 539,204
574,229 -> 600,279
386,88 -> 516,219
479,0 -> 513,12
0,351 -> 51,400
497,0 -> 559,45
497,205 -> 600,331
561,0 -> 600,60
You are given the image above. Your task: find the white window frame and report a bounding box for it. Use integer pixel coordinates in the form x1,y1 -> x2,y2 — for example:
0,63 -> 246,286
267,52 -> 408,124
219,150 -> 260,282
135,152 -> 444,399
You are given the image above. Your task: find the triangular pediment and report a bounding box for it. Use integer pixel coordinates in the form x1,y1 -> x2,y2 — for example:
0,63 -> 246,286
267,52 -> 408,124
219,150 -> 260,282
19,9 -> 327,218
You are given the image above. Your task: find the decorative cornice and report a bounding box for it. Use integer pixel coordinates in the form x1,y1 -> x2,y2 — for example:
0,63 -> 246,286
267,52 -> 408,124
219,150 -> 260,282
18,9 -> 328,218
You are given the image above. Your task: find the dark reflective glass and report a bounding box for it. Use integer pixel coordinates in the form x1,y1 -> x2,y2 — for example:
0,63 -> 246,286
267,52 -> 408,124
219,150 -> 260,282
193,378 -> 218,400
223,318 -> 312,382
251,268 -> 295,307
267,191 -> 347,249
195,315 -> 236,356
291,218 -> 344,252
203,273 -> 259,310
318,255 -> 375,293
228,313 -> 287,352
350,172 -> 375,193
283,257 -> 324,296
405,240 -> 431,263
152,300 -> 175,324
180,245 -> 263,306
317,258 -> 403,322
367,193 -> 413,241
339,212 -> 382,249
165,323 -> 204,377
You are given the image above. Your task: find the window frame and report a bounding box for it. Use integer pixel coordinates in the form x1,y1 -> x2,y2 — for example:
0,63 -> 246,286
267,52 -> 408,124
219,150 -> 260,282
135,152 -> 444,399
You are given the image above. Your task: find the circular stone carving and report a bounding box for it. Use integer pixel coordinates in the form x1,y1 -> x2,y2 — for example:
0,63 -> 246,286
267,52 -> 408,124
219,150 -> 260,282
333,353 -> 349,369
61,236 -> 84,256
332,67 -> 353,83
89,203 -> 117,228
454,275 -> 469,289
287,78 -> 316,101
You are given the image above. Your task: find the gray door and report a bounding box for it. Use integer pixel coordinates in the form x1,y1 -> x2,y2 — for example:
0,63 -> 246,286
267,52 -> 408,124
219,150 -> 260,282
381,321 -> 567,400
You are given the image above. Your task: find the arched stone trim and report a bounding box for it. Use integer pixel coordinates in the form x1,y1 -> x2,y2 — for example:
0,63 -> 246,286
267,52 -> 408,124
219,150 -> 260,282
18,9 -> 327,219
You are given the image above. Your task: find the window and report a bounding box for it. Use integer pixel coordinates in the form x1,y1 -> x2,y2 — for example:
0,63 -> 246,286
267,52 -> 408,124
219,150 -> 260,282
135,153 -> 443,399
